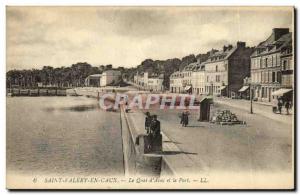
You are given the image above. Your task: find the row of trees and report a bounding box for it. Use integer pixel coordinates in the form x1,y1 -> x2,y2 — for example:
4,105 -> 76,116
6,62 -> 109,88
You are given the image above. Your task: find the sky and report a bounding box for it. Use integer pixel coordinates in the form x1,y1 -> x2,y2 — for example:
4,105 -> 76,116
6,6 -> 293,70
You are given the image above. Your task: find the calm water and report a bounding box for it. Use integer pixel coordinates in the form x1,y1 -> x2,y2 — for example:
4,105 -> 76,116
7,96 -> 124,176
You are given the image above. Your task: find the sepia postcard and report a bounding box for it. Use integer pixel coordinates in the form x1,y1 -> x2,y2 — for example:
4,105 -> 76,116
6,6 -> 295,190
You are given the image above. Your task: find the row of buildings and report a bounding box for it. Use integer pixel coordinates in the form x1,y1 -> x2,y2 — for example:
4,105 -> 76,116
85,70 -> 121,87
168,28 -> 293,103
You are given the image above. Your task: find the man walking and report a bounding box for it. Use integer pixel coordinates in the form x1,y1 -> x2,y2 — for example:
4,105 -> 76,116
150,115 -> 161,137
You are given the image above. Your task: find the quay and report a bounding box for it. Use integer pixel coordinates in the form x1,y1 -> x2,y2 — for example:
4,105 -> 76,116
65,87 -> 293,189
7,88 -> 67,96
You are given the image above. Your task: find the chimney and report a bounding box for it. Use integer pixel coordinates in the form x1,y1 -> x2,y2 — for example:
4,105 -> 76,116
272,28 -> 289,41
223,46 -> 228,52
237,41 -> 246,48
228,45 -> 233,50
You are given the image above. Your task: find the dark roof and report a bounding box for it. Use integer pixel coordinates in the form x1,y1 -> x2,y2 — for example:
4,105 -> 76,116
203,46 -> 237,64
251,32 -> 292,57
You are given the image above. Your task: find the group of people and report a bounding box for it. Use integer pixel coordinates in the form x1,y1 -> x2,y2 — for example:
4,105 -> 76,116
276,97 -> 292,115
144,112 -> 161,137
180,110 -> 190,127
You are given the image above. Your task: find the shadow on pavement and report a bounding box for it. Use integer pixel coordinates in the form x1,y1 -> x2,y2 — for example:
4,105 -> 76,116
161,151 -> 198,155
185,125 -> 205,128
163,141 -> 182,144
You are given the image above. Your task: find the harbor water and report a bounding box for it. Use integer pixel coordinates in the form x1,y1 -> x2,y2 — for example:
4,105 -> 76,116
7,96 -> 124,177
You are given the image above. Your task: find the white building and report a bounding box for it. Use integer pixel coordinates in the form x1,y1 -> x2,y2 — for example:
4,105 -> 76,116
85,70 -> 121,87
170,71 -> 183,93
100,70 -> 121,87
134,72 -> 164,92
192,65 -> 206,95
170,59 -> 206,94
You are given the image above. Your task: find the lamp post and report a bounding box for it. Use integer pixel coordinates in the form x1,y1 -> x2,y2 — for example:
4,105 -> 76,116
250,82 -> 253,114
245,77 -> 253,114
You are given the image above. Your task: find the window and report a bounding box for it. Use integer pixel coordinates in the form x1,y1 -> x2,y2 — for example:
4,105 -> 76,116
277,55 -> 281,67
216,65 -> 218,72
272,72 -> 275,83
283,60 -> 287,70
265,58 -> 268,67
259,58 -> 262,68
277,72 -> 282,83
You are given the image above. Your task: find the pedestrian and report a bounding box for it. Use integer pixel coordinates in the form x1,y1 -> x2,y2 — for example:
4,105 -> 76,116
285,101 -> 290,115
277,97 -> 283,114
180,111 -> 185,126
144,112 -> 152,134
150,115 -> 161,137
182,110 -> 189,127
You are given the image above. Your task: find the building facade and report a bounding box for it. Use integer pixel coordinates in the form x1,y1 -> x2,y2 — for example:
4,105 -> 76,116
250,28 -> 293,102
85,70 -> 121,87
191,65 -> 206,95
100,70 -> 121,87
170,71 -> 183,93
204,42 -> 253,97
170,57 -> 207,94
134,72 -> 164,92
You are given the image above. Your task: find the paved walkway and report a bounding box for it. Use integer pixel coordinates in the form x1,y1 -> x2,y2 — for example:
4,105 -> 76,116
125,104 -> 293,185
214,97 -> 293,125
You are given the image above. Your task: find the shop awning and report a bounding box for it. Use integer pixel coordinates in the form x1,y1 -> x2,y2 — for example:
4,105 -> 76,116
219,86 -> 227,90
184,85 -> 192,91
271,88 -> 293,96
238,86 -> 249,92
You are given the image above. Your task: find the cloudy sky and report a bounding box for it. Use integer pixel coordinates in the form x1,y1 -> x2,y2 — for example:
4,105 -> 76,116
6,6 -> 293,70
